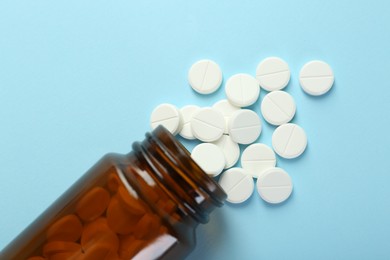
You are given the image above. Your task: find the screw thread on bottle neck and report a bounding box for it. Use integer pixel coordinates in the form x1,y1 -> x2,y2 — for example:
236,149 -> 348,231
132,126 -> 226,224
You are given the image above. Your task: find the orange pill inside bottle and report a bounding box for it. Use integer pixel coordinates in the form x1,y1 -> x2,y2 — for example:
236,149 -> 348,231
0,126 -> 226,259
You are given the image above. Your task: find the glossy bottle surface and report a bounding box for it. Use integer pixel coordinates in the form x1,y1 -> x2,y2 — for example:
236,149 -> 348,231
0,126 -> 226,260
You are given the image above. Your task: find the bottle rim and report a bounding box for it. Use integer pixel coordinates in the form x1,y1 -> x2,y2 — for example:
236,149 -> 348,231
135,126 -> 227,223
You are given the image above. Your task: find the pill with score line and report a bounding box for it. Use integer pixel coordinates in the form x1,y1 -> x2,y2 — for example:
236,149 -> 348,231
228,109 -> 262,145
225,73 -> 260,107
256,57 -> 290,91
299,60 -> 334,96
150,103 -> 182,135
188,60 -> 223,94
179,105 -> 200,140
241,143 -> 276,178
218,167 -> 254,204
261,91 -> 296,126
191,143 -> 226,177
190,107 -> 225,142
272,123 -> 307,159
257,167 -> 293,204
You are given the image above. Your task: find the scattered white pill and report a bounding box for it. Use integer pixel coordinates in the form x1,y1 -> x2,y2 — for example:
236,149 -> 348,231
179,105 -> 200,140
299,60 -> 334,96
261,91 -> 296,126
212,99 -> 241,134
257,167 -> 293,204
256,57 -> 290,91
150,57 -> 333,208
188,60 -> 223,94
272,123 -> 307,159
225,74 -> 260,107
218,168 -> 254,204
150,103 -> 182,135
191,143 -> 226,177
191,107 -> 225,142
228,109 -> 262,145
241,143 -> 276,178
213,135 -> 240,169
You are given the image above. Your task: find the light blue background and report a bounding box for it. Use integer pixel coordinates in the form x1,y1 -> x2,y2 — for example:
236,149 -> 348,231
1,1 -> 390,259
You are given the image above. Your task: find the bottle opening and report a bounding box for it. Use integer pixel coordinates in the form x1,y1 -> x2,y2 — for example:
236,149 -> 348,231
134,126 -> 227,224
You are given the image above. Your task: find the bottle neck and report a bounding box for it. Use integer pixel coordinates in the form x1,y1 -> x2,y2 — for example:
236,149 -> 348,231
130,126 -> 226,224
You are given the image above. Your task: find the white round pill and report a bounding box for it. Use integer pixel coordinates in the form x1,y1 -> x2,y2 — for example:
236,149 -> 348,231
150,103 -> 182,135
191,107 -> 225,142
218,168 -> 254,204
241,143 -> 276,178
256,57 -> 290,91
213,135 -> 240,169
212,99 -> 241,134
299,60 -> 334,96
257,167 -> 293,204
191,143 -> 226,177
188,60 -> 223,94
261,91 -> 296,126
228,109 -> 262,145
179,105 -> 200,140
225,74 -> 260,107
272,123 -> 307,159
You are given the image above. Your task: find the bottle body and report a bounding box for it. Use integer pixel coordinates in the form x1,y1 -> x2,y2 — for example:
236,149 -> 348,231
0,126 -> 226,259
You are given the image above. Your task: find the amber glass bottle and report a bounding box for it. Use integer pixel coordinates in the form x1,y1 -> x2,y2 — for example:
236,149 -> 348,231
0,126 -> 226,260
